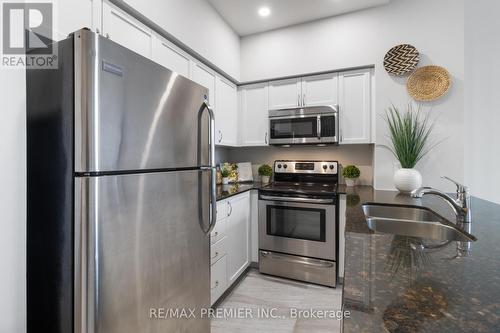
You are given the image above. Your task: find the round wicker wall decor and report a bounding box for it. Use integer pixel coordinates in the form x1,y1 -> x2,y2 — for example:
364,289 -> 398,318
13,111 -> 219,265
384,44 -> 420,76
407,65 -> 451,101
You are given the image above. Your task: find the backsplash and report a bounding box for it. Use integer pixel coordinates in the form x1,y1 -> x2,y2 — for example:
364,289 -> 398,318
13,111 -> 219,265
216,144 -> 374,185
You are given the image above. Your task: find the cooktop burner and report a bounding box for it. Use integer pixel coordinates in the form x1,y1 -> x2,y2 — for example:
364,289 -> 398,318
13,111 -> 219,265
260,160 -> 339,197
261,181 -> 338,196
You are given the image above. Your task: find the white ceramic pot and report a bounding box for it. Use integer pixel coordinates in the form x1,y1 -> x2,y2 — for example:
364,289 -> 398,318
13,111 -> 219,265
261,175 -> 270,185
345,178 -> 358,187
394,168 -> 422,193
222,177 -> 229,185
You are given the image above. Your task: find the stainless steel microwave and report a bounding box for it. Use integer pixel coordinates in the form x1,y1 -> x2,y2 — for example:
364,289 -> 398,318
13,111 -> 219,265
268,105 -> 339,145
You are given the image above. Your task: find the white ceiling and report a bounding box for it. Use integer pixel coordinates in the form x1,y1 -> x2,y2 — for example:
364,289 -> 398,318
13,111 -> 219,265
207,0 -> 391,36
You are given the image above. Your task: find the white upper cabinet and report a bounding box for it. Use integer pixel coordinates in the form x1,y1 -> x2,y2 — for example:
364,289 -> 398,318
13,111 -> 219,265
152,35 -> 190,78
268,78 -> 302,110
102,2 -> 153,59
54,0 -> 98,41
301,73 -> 339,107
215,76 -> 238,146
190,62 -> 216,105
226,193 -> 250,284
239,83 -> 269,146
339,68 -> 372,144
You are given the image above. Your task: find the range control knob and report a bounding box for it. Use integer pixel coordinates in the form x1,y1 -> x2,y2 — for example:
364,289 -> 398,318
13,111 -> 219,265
329,165 -> 335,170
283,164 -> 288,169
322,165 -> 328,170
277,164 -> 282,169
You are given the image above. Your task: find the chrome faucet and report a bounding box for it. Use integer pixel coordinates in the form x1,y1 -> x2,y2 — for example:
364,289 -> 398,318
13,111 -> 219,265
411,176 -> 471,224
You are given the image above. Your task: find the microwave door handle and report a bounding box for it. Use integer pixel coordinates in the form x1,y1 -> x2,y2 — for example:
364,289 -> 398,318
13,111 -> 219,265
197,100 -> 217,235
317,115 -> 321,140
335,104 -> 340,142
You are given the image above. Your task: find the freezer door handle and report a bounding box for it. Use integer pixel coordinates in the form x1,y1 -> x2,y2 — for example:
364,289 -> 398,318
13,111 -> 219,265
198,100 -> 217,235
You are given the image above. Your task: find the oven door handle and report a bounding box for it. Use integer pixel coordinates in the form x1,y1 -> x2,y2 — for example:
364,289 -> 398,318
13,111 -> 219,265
260,195 -> 334,204
261,251 -> 334,268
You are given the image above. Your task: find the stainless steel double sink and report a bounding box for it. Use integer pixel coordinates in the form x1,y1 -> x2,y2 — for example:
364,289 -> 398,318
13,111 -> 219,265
362,203 -> 476,242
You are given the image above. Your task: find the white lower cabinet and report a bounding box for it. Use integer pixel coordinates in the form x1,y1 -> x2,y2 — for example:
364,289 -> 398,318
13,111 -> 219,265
210,254 -> 228,305
210,192 -> 251,304
226,192 -> 251,284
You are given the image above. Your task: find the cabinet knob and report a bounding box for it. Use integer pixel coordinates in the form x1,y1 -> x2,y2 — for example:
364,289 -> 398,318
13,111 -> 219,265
265,132 -> 268,144
211,281 -> 219,290
218,130 -> 222,143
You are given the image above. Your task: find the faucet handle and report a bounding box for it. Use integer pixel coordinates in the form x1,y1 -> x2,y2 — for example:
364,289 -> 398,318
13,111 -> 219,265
441,176 -> 469,193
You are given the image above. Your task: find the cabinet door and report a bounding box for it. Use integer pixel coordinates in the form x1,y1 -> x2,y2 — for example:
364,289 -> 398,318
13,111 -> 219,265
268,78 -> 302,109
239,83 -> 269,146
190,62 -> 216,107
102,2 -> 153,58
54,0 -> 97,41
215,76 -> 238,146
226,193 -> 250,284
301,73 -> 338,107
152,35 -> 190,78
339,69 -> 372,144
210,255 -> 228,305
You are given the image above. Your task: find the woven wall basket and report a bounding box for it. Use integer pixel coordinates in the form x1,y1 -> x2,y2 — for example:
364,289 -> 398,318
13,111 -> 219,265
407,65 -> 451,101
384,44 -> 420,76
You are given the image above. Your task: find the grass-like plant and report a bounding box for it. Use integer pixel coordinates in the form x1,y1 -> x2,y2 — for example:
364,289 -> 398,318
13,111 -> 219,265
384,104 -> 438,169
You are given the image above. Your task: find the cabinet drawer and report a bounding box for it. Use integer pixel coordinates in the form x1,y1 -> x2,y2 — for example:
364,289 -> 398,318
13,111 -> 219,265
210,255 -> 228,305
210,237 -> 227,265
210,218 -> 226,245
216,200 -> 228,221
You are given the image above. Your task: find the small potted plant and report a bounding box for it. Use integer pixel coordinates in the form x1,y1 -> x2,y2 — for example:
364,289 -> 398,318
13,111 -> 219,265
220,168 -> 230,185
258,164 -> 273,185
343,165 -> 361,187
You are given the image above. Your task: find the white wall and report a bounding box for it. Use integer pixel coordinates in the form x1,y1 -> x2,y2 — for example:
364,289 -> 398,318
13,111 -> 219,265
0,69 -> 26,333
241,0 -> 465,192
464,0 -> 500,204
121,0 -> 241,80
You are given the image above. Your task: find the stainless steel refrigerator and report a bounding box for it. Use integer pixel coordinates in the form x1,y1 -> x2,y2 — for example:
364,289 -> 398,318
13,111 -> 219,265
27,28 -> 216,333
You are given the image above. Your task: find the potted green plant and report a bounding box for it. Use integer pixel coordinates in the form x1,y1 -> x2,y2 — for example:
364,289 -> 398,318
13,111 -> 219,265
342,165 -> 361,187
258,164 -> 273,185
384,103 -> 439,193
220,168 -> 230,185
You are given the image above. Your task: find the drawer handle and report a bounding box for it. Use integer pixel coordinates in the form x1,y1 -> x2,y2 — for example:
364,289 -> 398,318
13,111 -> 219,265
211,251 -> 219,260
261,251 -> 334,268
211,281 -> 219,290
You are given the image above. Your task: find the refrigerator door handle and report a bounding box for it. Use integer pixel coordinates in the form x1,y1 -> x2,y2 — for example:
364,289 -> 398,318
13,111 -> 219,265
198,100 -> 217,235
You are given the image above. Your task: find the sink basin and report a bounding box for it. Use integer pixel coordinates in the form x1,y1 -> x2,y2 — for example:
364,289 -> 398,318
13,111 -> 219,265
362,203 -> 476,242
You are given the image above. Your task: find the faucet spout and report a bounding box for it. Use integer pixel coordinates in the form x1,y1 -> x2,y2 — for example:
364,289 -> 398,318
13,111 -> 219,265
411,179 -> 471,224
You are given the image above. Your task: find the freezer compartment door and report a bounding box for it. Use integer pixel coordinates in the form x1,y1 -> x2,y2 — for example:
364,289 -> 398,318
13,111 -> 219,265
75,170 -> 210,333
74,29 -> 210,173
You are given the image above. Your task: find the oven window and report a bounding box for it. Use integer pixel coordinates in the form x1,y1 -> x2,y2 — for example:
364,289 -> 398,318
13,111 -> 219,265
266,206 -> 326,242
270,117 -> 318,139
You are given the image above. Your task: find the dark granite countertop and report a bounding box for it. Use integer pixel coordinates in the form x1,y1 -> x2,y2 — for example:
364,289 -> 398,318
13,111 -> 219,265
341,186 -> 500,333
216,182 -> 268,201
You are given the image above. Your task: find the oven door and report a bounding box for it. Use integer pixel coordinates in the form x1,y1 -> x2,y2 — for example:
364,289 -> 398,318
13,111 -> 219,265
258,194 -> 336,260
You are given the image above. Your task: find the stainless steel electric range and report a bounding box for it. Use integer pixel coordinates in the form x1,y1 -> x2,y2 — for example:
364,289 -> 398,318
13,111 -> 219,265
258,160 -> 339,287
